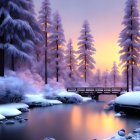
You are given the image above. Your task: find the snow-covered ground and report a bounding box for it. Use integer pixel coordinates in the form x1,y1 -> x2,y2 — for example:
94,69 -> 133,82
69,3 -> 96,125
105,128 -> 140,140
115,91 -> 140,106
0,103 -> 28,120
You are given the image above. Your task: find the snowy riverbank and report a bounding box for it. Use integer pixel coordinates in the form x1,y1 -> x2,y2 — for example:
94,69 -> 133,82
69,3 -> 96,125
0,92 -> 93,120
105,128 -> 140,140
114,91 -> 140,114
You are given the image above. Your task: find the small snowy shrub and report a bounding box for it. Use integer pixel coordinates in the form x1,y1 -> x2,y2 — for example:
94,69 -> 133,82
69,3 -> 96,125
42,79 -> 65,98
0,77 -> 30,103
42,80 -> 83,104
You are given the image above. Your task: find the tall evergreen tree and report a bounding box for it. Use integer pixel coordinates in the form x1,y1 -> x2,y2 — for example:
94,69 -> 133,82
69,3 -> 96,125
65,39 -> 78,79
119,0 -> 140,91
77,20 -> 96,82
0,0 -> 41,76
49,11 -> 66,82
38,0 -> 51,84
110,61 -> 120,87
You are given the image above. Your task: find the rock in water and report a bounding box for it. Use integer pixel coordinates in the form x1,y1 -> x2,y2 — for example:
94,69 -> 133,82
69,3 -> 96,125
5,120 -> 15,125
43,138 -> 55,140
14,116 -> 22,120
133,128 -> 140,133
118,129 -> 125,136
19,108 -> 29,112
114,113 -> 121,117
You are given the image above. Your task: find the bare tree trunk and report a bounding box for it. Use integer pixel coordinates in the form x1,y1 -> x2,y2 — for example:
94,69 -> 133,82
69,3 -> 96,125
56,43 -> 59,82
127,64 -> 129,92
114,74 -> 115,87
11,55 -> 15,71
0,49 -> 4,76
69,47 -> 72,78
85,54 -> 86,82
132,66 -> 134,91
45,12 -> 48,84
131,5 -> 134,91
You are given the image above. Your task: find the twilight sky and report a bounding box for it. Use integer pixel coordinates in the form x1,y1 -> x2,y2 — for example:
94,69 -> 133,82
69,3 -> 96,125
34,0 -> 140,73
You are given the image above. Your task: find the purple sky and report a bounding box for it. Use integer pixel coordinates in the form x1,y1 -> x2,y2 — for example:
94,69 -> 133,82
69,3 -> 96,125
34,0 -> 140,73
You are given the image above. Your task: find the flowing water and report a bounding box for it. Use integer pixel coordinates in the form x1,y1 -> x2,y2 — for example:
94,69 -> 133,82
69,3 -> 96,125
0,95 -> 139,140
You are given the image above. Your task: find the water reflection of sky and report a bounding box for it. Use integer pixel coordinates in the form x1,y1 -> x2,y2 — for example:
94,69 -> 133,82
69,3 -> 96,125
71,104 -> 126,140
0,101 -> 140,140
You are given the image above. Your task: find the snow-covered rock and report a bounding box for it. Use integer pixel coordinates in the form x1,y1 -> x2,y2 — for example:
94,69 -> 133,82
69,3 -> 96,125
118,129 -> 125,136
133,128 -> 140,133
23,94 -> 51,107
0,114 -> 5,120
82,97 -> 92,102
108,100 -> 115,106
115,92 -> 140,106
114,113 -> 122,117
43,138 -> 55,140
5,120 -> 15,125
23,94 -> 62,107
0,103 -> 28,117
55,91 -> 83,104
45,99 -> 62,105
0,107 -> 21,117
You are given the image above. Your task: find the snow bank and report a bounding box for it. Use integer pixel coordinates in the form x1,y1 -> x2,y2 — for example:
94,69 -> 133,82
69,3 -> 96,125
23,94 -> 62,107
0,103 -> 28,118
57,91 -> 83,104
105,134 -> 126,140
0,114 -> 5,120
82,97 -> 92,102
115,92 -> 140,106
45,99 -> 62,105
105,128 -> 140,140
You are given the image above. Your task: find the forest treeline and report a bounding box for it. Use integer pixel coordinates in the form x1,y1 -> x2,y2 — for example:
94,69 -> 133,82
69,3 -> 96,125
0,0 -> 140,90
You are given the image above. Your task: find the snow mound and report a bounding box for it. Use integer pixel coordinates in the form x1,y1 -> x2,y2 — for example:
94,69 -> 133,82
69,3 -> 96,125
2,103 -> 29,110
0,114 -> 5,120
81,97 -> 92,102
0,107 -> 21,117
56,91 -> 83,104
0,103 -> 28,117
45,99 -> 62,105
115,92 -> 140,106
23,94 -> 62,106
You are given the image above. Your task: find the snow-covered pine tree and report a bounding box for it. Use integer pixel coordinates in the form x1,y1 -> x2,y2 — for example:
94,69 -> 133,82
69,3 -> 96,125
110,61 -> 120,87
0,0 -> 42,76
38,0 -> 51,84
65,39 -> 78,79
119,0 -> 140,91
77,20 -> 96,82
49,11 -> 66,82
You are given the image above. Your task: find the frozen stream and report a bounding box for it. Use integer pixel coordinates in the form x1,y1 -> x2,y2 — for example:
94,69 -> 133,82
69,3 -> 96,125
0,95 -> 139,140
